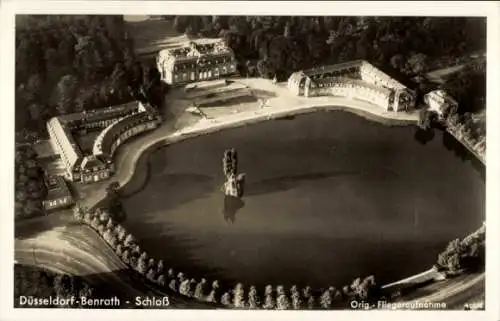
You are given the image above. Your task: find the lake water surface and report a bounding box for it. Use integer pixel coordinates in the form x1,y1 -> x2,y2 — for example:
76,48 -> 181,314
123,111 -> 485,289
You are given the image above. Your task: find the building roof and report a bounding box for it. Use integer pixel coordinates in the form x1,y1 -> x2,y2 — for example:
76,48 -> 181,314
369,62 -> 418,91
44,175 -> 72,199
95,111 -> 158,157
158,39 -> 235,69
49,100 -> 145,174
294,60 -> 416,93
312,76 -> 392,96
426,89 -> 458,106
288,71 -> 308,84
80,155 -> 105,171
47,117 -> 82,170
303,60 -> 365,77
58,101 -> 142,125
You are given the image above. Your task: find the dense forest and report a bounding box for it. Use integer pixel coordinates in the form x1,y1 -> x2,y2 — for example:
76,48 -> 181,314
15,145 -> 46,220
14,264 -> 96,308
15,15 -> 485,139
169,16 -> 485,82
436,224 -> 485,275
15,15 -> 164,139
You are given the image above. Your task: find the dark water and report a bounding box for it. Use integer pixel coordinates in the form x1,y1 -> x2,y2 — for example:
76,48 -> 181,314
123,111 -> 485,289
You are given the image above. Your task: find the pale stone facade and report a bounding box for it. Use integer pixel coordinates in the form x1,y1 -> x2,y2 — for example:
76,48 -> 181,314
287,60 -> 416,112
424,89 -> 459,119
47,101 -> 161,184
157,40 -> 237,85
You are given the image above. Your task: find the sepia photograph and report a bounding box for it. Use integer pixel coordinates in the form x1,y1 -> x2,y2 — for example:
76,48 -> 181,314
1,1 -> 499,321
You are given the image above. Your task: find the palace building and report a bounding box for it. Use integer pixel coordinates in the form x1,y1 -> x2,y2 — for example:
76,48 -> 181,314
287,60 -> 416,112
47,101 -> 162,184
156,39 -> 237,85
424,89 -> 459,120
42,175 -> 74,212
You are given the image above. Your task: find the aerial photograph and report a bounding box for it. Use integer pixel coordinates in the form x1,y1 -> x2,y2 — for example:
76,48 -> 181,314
12,14 -> 486,310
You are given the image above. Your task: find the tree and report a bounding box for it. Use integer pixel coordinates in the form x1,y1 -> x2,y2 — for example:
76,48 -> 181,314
222,149 -> 238,178
97,223 -> 106,236
262,285 -> 275,309
24,74 -> 44,103
320,288 -> 333,309
357,276 -> 379,302
276,285 -> 290,310
247,285 -> 260,308
169,278 -> 178,292
124,234 -> 134,247
193,278 -> 206,300
447,253 -> 462,272
116,244 -> 124,257
105,218 -> 114,230
146,268 -> 156,281
257,58 -> 274,79
102,228 -> 112,242
233,283 -> 245,308
156,259 -> 165,275
52,74 -> 79,115
390,54 -> 406,71
205,290 -> 217,302
23,200 -> 43,218
205,280 -> 219,303
90,216 -> 100,230
83,212 -> 93,224
99,209 -> 110,222
179,279 -> 192,297
115,225 -> 127,242
291,289 -> 302,309
407,53 -> 428,75
109,62 -> 129,98
221,291 -> 232,306
302,286 -> 316,309
157,274 -> 166,286
136,255 -> 148,275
